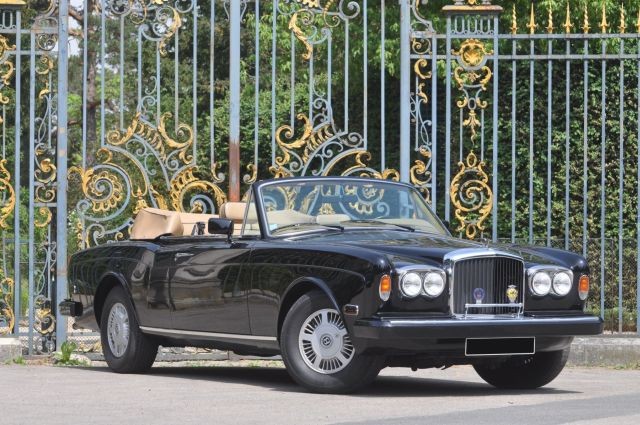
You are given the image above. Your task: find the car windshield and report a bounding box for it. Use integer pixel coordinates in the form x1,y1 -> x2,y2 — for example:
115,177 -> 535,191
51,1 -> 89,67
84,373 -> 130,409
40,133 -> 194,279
257,179 -> 448,236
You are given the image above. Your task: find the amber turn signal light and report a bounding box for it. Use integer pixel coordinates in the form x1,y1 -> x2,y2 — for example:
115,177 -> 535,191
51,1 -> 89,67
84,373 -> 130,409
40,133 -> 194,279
578,275 -> 589,301
379,274 -> 392,301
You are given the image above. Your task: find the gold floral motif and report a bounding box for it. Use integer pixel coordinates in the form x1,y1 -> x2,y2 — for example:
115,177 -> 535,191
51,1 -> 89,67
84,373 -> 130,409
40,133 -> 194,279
169,164 -> 227,213
68,157 -> 126,214
0,275 -> 14,335
244,163 -> 258,184
289,11 -> 314,61
35,207 -> 52,228
158,8 -> 181,57
0,159 -> 16,229
410,147 -> 432,202
452,39 -> 492,144
0,34 -> 16,119
450,151 -> 493,239
272,113 -> 333,172
36,54 -> 54,99
34,295 -> 55,336
453,38 -> 489,68
133,187 -> 149,214
107,112 -> 193,165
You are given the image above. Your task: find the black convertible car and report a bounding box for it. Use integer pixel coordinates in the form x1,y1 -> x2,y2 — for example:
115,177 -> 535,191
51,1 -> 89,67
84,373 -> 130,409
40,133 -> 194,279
60,177 -> 602,393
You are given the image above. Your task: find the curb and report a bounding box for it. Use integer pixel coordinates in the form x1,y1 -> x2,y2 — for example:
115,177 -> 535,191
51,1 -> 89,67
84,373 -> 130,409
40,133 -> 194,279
0,338 -> 21,363
569,336 -> 640,367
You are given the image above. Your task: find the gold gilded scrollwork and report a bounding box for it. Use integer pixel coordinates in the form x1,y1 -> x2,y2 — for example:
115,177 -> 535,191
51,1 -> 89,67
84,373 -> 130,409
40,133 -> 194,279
0,34 -> 16,122
450,151 -> 492,239
69,154 -> 126,214
107,112 -> 193,165
0,159 -> 16,229
449,30 -> 494,239
34,295 -> 55,336
410,147 -> 432,202
0,275 -> 15,335
452,39 -> 492,143
271,110 -> 398,186
170,165 -> 227,213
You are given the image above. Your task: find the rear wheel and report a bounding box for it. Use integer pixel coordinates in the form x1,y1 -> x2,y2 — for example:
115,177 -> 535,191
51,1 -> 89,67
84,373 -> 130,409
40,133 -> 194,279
100,286 -> 158,373
473,348 -> 570,389
280,290 -> 383,393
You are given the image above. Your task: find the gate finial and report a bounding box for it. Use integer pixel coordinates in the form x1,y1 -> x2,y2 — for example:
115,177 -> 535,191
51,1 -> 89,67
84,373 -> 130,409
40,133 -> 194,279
510,4 -> 518,34
599,3 -> 609,33
526,3 -> 537,34
619,5 -> 626,34
582,5 -> 591,33
562,2 -> 573,34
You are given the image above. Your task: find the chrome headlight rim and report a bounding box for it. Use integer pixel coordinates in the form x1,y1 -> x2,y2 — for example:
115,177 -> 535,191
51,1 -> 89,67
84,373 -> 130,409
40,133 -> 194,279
527,266 -> 574,298
397,267 -> 447,299
400,272 -> 423,298
552,271 -> 573,297
530,271 -> 552,296
423,271 -> 446,298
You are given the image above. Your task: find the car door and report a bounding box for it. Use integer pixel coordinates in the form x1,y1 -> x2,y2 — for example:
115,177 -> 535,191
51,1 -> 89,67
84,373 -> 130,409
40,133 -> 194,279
168,238 -> 252,334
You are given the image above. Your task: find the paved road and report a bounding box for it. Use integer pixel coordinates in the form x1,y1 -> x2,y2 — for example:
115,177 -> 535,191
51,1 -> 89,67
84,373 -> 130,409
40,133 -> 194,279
1,363 -> 639,424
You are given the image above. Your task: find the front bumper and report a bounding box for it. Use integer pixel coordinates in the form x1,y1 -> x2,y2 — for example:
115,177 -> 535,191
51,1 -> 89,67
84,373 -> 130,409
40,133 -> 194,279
353,314 -> 603,342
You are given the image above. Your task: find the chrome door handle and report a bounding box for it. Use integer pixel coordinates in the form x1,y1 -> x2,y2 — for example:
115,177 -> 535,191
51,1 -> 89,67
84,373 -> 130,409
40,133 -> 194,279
174,252 -> 194,259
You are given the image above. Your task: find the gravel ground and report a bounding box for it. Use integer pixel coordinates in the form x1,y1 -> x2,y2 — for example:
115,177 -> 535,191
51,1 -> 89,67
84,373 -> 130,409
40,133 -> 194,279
1,362 -> 639,425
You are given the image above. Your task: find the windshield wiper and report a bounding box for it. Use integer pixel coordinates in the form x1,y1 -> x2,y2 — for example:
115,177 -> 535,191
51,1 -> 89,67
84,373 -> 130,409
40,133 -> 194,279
272,223 -> 344,235
343,219 -> 415,232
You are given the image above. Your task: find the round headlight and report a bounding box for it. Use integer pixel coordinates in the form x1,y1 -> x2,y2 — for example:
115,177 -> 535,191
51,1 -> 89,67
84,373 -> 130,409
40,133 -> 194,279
552,271 -> 572,296
531,272 -> 552,296
400,272 -> 422,298
423,272 -> 445,298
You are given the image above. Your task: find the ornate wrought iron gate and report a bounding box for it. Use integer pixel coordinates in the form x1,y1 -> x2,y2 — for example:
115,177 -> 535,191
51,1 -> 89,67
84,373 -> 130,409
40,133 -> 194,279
0,0 -> 639,353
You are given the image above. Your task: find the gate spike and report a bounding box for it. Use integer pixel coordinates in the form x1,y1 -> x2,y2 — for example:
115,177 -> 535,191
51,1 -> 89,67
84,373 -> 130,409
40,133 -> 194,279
619,4 -> 626,34
510,3 -> 518,34
562,1 -> 574,33
582,5 -> 591,33
526,3 -> 538,34
599,3 -> 609,33
637,9 -> 640,33
547,7 -> 554,34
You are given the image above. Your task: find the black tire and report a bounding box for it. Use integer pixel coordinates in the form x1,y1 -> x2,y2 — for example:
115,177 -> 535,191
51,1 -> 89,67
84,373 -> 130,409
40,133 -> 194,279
473,348 -> 570,389
280,290 -> 384,394
100,286 -> 158,373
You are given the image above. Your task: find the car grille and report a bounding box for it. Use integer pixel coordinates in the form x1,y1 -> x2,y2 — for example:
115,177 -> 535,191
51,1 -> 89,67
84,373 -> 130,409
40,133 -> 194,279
452,256 -> 524,315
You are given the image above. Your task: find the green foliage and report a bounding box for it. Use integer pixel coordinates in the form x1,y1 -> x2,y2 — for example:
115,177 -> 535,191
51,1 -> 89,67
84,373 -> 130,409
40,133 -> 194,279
54,341 -> 88,366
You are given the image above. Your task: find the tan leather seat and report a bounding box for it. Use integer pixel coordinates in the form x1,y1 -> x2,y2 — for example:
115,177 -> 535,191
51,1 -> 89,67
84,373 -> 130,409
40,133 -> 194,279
130,208 -> 220,239
130,208 -> 183,239
316,214 -> 350,226
219,202 -> 259,235
175,211 -> 218,235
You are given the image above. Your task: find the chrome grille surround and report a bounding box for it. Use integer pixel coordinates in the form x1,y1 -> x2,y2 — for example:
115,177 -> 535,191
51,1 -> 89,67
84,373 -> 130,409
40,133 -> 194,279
444,249 -> 526,318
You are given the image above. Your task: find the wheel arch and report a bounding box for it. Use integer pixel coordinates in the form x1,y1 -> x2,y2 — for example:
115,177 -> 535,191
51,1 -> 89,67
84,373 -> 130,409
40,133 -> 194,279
93,273 -> 138,329
277,277 -> 341,341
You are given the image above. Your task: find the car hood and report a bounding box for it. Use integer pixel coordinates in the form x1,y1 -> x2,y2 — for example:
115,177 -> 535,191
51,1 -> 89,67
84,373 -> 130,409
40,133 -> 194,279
297,230 -> 569,267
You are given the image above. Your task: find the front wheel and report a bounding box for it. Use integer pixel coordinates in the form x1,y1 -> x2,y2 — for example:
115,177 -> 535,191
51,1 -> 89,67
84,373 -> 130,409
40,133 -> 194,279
280,290 -> 384,394
100,286 -> 158,373
473,348 -> 570,389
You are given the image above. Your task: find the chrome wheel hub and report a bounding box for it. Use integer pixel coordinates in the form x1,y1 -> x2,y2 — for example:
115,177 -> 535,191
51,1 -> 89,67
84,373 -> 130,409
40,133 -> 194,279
107,303 -> 130,358
298,308 -> 355,374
